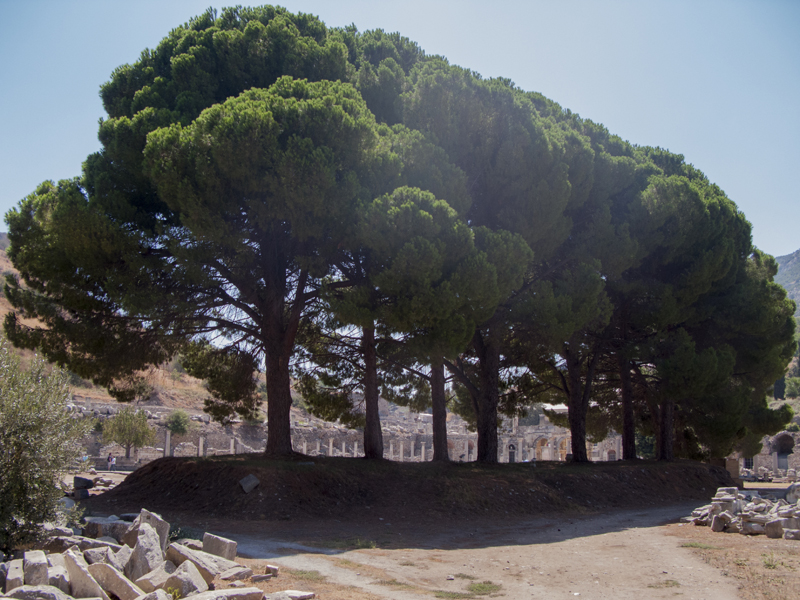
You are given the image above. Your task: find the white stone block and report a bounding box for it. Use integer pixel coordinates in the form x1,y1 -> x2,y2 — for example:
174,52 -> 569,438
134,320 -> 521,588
162,560 -> 208,598
88,563 -> 143,600
134,561 -> 176,593
5,560 -> 25,593
203,533 -> 237,561
63,548 -> 110,600
165,544 -> 239,585
125,523 -> 165,582
23,551 -> 49,586
47,566 -> 70,594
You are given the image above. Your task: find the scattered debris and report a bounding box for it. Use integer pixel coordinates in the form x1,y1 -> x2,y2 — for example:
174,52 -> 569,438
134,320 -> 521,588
1,509 -> 313,600
684,486 -> 800,540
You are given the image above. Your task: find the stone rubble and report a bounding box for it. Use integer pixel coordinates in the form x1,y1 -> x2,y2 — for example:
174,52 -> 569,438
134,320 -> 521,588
1,508 -> 314,600
685,486 -> 800,540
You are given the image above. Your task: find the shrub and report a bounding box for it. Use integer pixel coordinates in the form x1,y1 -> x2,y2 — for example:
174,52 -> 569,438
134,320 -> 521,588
165,409 -> 192,436
0,341 -> 91,552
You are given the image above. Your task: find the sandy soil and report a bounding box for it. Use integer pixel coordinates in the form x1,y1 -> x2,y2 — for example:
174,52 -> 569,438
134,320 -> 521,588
214,504 -> 740,600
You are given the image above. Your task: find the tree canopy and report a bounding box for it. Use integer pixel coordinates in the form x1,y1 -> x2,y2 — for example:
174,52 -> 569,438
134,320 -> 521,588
4,5 -> 796,462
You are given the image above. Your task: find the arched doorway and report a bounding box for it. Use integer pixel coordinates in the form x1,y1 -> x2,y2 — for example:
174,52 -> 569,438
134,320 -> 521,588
607,449 -> 617,462
508,443 -> 516,463
558,438 -> 569,461
535,438 -> 548,461
774,434 -> 795,471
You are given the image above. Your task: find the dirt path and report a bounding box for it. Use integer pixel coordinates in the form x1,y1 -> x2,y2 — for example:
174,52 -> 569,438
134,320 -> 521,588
220,503 -> 740,599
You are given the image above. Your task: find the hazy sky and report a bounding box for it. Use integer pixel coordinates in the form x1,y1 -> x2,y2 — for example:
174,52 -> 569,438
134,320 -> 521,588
2,0 -> 798,256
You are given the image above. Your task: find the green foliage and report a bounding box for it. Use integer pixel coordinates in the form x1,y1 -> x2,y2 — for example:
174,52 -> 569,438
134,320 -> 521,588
0,340 -> 91,553
3,4 -> 797,463
180,341 -> 260,422
787,378 -> 800,399
635,432 -> 657,459
164,410 -> 192,436
102,406 -> 156,458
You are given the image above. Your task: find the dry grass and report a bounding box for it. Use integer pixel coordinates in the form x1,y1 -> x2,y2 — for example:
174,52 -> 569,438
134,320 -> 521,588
234,558 -> 385,600
667,522 -> 800,600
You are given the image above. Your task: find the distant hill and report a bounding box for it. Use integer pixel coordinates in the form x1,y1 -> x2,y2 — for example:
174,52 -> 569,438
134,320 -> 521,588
776,247 -> 800,320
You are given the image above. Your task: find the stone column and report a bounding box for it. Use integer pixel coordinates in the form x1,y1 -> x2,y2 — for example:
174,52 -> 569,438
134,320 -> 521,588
354,441 -> 359,457
164,431 -> 171,457
329,438 -> 334,457
410,441 -> 415,461
302,440 -> 308,455
465,440 -> 470,462
773,452 -> 780,473
198,437 -> 204,457
421,443 -> 426,462
389,440 -> 394,460
400,441 -> 405,462
230,438 -> 235,455
342,440 -> 347,457
316,440 -> 321,455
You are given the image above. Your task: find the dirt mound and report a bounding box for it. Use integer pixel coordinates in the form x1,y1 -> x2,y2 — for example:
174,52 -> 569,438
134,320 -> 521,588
84,455 -> 734,525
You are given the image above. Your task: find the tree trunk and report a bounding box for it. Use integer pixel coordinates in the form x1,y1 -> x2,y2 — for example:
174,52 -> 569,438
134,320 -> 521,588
264,346 -> 294,455
430,360 -> 449,462
125,444 -> 132,459
362,325 -> 384,459
657,397 -> 675,461
618,354 -> 637,460
564,346 -> 599,463
474,332 -> 499,463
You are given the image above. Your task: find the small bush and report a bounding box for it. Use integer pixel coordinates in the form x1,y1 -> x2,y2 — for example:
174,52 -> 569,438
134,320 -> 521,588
0,341 -> 91,553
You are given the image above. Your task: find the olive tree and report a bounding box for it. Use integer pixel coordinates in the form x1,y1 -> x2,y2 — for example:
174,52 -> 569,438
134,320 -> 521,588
0,341 -> 90,553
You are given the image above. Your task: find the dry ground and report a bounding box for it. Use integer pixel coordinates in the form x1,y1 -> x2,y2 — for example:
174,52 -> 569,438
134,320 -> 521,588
75,456 -> 800,599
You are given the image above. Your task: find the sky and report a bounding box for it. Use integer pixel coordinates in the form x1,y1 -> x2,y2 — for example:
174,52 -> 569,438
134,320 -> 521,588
1,0 -> 798,257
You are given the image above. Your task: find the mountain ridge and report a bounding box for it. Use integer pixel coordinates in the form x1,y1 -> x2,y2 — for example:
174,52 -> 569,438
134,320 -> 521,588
776,247 -> 800,320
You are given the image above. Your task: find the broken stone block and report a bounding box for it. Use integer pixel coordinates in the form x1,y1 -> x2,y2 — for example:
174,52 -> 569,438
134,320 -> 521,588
282,592 -> 315,600
47,565 -> 70,594
786,483 -> 800,504
23,551 -> 49,586
175,539 -> 203,551
765,519 -> 785,539
710,515 -> 726,532
133,589 -> 172,600
63,548 -> 110,600
47,555 -> 65,569
219,567 -> 253,581
165,544 -> 239,585
229,581 -> 245,588
190,587 -> 265,600
162,560 -> 208,597
265,565 -> 280,577
6,560 -> 24,593
783,529 -> 800,540
239,475 -> 259,494
125,523 -> 165,582
73,477 -> 94,490
122,511 -> 170,553
42,523 -> 74,538
203,533 -> 237,561
5,584 -> 73,600
40,536 -> 121,554
84,520 -> 131,543
251,574 -> 272,583
740,521 -> 765,535
84,547 -> 110,565
134,561 -> 176,593
88,563 -> 144,600
726,519 -> 742,534
109,545 -> 133,573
